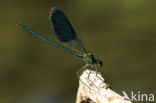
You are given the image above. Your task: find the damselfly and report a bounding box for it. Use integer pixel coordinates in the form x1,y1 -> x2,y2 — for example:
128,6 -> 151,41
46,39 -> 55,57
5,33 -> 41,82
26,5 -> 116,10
17,7 -> 103,82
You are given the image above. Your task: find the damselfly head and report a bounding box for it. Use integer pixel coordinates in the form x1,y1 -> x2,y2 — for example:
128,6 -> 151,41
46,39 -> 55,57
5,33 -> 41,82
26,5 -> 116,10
96,59 -> 103,67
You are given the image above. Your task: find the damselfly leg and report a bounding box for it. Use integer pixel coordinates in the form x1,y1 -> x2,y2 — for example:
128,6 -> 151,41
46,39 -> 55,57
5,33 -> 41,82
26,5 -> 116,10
77,63 -> 91,89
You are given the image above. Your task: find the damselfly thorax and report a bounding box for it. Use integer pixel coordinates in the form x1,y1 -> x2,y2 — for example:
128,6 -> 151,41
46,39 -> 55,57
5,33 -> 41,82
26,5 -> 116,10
83,52 -> 103,67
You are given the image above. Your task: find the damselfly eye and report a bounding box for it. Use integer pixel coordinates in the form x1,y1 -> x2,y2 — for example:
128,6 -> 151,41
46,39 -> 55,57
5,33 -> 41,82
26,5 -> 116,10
96,59 -> 103,67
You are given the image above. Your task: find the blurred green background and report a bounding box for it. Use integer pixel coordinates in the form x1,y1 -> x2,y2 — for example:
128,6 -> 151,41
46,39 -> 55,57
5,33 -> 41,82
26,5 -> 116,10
0,0 -> 156,103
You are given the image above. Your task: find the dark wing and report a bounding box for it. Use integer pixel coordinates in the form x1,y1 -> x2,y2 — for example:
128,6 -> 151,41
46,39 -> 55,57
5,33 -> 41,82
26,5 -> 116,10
49,7 -> 89,54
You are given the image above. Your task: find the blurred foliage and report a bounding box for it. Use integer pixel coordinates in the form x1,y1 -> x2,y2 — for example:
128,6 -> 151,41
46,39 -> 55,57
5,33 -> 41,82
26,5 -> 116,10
0,0 -> 156,103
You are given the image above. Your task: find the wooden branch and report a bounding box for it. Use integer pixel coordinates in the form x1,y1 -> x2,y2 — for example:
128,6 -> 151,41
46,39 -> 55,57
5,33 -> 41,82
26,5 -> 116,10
76,69 -> 132,103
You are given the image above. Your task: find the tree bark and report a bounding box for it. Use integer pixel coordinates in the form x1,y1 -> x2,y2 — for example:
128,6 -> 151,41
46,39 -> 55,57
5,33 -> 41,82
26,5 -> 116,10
76,70 -> 132,103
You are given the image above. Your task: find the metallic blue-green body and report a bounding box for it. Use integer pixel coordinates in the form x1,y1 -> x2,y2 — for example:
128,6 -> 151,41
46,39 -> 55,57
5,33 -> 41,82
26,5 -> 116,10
17,23 -> 83,57
16,7 -> 100,65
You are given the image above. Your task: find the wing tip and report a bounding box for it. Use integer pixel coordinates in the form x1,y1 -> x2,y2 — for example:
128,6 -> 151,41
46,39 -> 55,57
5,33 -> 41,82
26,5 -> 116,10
49,7 -> 61,20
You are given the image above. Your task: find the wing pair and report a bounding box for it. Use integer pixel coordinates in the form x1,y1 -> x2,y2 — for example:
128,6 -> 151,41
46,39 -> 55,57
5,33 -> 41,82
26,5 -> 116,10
17,7 -> 89,58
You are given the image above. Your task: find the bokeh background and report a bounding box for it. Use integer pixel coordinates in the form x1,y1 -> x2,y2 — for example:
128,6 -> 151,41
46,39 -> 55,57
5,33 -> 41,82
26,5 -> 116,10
0,0 -> 156,103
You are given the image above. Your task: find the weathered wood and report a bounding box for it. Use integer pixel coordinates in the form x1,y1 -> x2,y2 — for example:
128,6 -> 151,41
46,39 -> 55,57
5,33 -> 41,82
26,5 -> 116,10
76,70 -> 132,103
